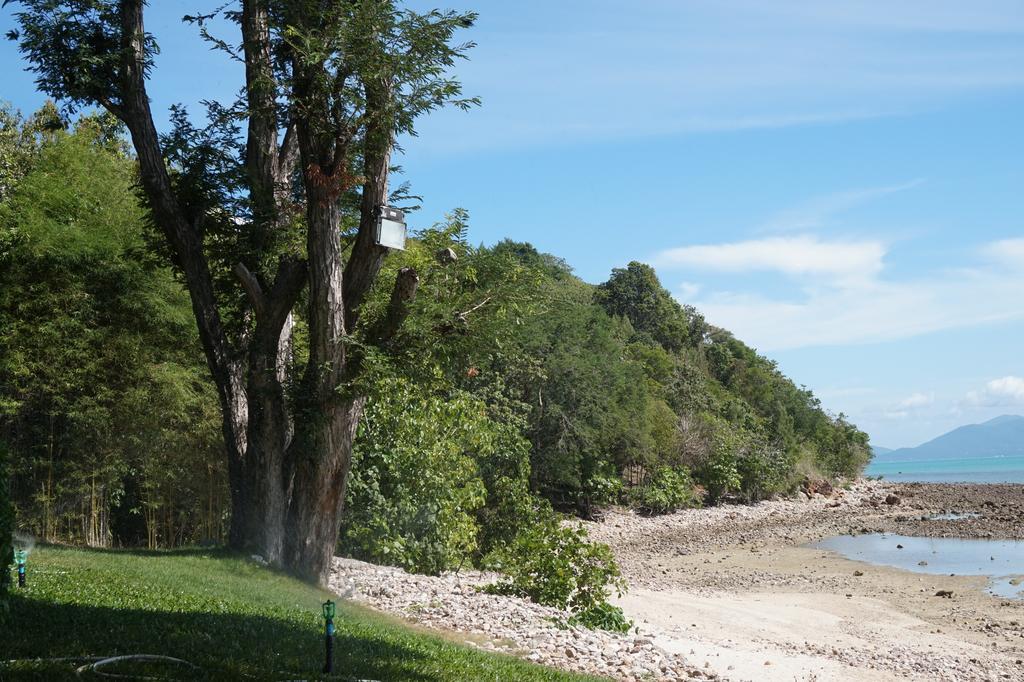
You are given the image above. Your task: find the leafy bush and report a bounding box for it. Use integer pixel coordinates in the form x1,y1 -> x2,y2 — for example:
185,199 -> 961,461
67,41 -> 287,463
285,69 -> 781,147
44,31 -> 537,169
737,444 -> 794,502
578,462 -> 624,516
483,510 -> 628,630
628,466 -> 699,515
341,378 -> 534,575
694,420 -> 742,503
342,380 -> 486,574
472,458 -> 536,559
569,601 -> 632,633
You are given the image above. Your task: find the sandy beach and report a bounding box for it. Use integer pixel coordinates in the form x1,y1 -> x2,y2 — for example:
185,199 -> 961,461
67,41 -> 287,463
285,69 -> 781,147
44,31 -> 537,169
589,481 -> 1024,681
332,480 -> 1024,681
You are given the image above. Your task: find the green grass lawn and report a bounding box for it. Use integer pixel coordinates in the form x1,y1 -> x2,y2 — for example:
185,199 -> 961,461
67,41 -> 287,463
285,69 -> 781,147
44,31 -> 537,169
1,546 -> 603,681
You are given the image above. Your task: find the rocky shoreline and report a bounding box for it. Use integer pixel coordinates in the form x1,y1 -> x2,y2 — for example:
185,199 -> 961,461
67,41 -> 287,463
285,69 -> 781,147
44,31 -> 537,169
586,481 -> 1024,593
330,480 -> 1024,681
329,558 -> 716,681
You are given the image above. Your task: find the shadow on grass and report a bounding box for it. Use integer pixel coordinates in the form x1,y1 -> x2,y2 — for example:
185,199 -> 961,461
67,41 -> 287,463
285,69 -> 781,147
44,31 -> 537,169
28,541 -> 234,559
2,594 -> 436,681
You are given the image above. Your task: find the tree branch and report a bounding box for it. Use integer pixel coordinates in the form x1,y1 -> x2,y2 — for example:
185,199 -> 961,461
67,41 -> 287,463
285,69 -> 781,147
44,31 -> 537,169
117,1 -> 234,377
233,262 -> 266,319
456,296 -> 491,321
234,257 -> 307,341
435,296 -> 491,336
241,0 -> 280,221
342,82 -> 392,330
116,0 -> 244,461
368,267 -> 419,346
263,257 -> 307,335
287,24 -> 353,400
276,122 -> 299,188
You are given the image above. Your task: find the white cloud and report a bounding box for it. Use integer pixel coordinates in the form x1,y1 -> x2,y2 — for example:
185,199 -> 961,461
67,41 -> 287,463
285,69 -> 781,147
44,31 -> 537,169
655,235 -> 885,280
691,267 -> 1024,350
653,181 -> 1024,352
758,180 -> 925,233
663,235 -> 1024,351
677,281 -> 702,300
898,392 -> 935,409
964,376 -> 1024,407
981,238 -> 1024,268
868,392 -> 941,423
988,376 -> 1024,399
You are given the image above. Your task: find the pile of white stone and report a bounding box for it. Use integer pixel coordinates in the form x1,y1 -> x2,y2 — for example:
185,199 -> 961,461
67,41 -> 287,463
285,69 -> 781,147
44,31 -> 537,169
329,557 -> 716,681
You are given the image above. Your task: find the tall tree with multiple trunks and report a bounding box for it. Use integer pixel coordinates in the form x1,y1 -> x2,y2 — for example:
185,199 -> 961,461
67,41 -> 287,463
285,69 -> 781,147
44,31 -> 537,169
5,0 -> 476,583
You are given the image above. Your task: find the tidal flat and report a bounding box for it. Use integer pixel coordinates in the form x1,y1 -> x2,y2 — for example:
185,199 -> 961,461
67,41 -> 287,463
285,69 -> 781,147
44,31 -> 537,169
586,481 -> 1024,681
814,532 -> 1024,600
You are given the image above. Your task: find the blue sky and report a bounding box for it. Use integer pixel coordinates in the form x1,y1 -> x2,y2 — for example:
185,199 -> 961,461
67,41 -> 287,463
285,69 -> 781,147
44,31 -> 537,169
2,1 -> 1022,448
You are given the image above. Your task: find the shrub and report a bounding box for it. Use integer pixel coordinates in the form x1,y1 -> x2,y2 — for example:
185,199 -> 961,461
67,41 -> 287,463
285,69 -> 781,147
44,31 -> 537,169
578,463 -> 624,517
695,424 -> 742,503
341,378 -> 534,575
737,445 -> 794,502
341,380 -> 487,574
628,466 -> 699,515
483,509 -> 629,631
569,601 -> 632,633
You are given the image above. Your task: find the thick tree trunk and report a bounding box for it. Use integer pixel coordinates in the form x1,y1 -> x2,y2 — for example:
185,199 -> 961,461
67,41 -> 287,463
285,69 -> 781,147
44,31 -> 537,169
224,363 -> 252,549
227,266 -> 304,561
110,0 -> 411,586
283,398 -> 364,583
226,347 -> 362,582
234,364 -> 290,563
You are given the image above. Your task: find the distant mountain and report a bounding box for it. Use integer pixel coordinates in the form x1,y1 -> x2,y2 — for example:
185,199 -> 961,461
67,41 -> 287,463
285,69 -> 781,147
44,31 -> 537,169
983,414 -> 1024,427
877,415 -> 1024,461
872,446 -> 894,457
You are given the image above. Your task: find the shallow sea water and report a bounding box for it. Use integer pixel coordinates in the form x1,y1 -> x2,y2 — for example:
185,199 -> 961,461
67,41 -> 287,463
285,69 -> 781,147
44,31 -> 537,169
865,455 -> 1024,483
812,533 -> 1024,599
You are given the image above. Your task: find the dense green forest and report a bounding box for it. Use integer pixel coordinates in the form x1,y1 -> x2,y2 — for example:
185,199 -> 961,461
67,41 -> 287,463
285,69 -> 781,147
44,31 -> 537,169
0,104 -> 869,617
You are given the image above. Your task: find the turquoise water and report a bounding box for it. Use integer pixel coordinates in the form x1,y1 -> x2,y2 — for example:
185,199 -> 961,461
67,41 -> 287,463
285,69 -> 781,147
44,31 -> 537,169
813,533 -> 1024,599
865,455 -> 1024,483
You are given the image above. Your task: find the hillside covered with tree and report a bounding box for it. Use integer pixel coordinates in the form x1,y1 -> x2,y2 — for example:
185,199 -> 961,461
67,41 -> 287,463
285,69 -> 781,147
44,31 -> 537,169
1,106 -> 870,587
345,235 -> 871,529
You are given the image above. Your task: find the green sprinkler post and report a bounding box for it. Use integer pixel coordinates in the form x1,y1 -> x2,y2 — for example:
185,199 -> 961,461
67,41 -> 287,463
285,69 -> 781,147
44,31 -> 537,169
322,600 -> 335,674
14,549 -> 27,588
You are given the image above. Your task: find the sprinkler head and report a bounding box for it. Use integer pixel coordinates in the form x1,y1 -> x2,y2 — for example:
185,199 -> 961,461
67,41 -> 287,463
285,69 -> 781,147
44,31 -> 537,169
14,549 -> 27,587
322,601 -> 336,674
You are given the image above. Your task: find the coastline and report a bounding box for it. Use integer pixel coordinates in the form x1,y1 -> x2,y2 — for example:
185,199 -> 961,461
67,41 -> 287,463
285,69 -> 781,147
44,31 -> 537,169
332,480 -> 1024,681
590,480 -> 1024,681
